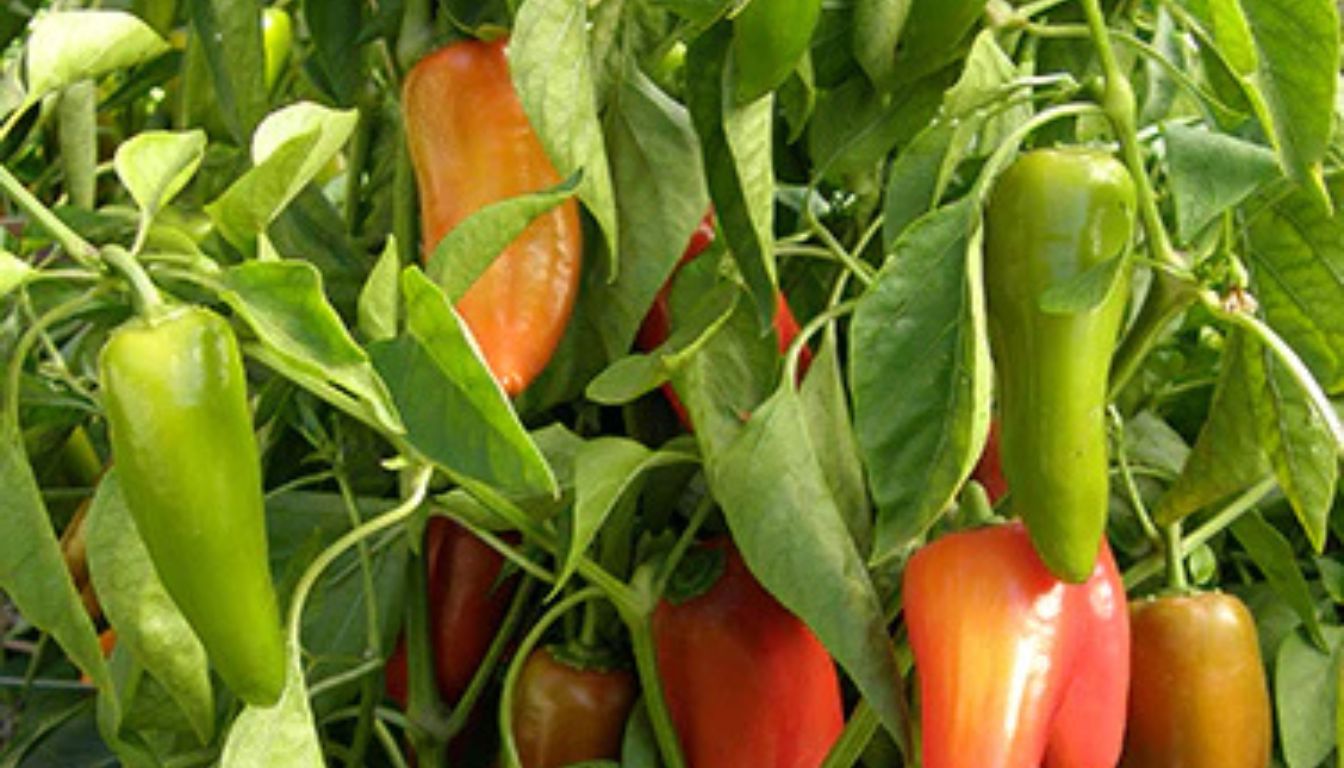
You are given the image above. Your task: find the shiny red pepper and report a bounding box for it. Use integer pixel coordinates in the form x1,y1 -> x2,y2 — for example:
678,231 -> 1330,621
636,212 -> 811,428
905,522 -> 1128,768
652,539 -> 843,768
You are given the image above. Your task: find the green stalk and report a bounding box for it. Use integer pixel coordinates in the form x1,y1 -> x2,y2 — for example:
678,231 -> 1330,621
0,163 -> 98,268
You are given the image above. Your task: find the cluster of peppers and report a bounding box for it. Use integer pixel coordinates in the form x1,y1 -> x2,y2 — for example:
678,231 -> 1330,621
905,149 -> 1271,768
91,21 -> 1274,768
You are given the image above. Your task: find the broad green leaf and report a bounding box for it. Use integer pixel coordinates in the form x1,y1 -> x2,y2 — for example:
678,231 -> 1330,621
853,0 -> 911,91
369,268 -> 557,497
942,30 -> 1017,118
0,250 -> 33,298
882,120 -> 956,249
800,327 -> 872,550
586,354 -> 669,405
426,173 -> 582,302
560,438 -> 698,593
708,385 -> 905,741
358,237 -> 401,342
221,261 -> 404,435
1157,331 -> 1272,524
85,471 -> 214,744
114,130 -> 208,219
686,22 -> 778,329
1276,625 -> 1344,768
890,0 -> 986,86
1238,0 -> 1338,206
595,63 -> 709,359
851,200 -> 991,563
1229,510 -> 1325,648
1244,332 -> 1338,550
1164,124 -> 1278,244
509,0 -> 618,264
25,10 -> 169,100
0,425 -> 108,690
1038,255 -> 1126,314
808,75 -> 944,184
1245,175 -> 1344,394
206,102 -> 358,250
185,0 -> 266,142
302,0 -> 362,105
219,648 -> 322,768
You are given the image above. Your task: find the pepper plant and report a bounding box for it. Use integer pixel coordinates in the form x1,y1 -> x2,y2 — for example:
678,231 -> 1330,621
0,0 -> 1341,767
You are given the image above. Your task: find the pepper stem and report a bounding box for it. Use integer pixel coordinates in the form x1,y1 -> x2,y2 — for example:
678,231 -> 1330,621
1162,522 -> 1188,593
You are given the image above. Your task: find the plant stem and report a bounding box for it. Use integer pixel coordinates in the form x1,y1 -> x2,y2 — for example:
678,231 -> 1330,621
0,163 -> 98,268
1162,522 -> 1188,592
821,702 -> 880,768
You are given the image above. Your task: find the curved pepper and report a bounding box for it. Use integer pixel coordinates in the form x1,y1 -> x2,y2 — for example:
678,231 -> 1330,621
100,306 -> 286,706
509,645 -> 637,768
653,539 -> 843,768
1120,591 -> 1270,768
403,38 -> 582,396
984,148 -> 1135,582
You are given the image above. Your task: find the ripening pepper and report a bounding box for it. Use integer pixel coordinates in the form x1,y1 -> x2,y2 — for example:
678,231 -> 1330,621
1120,592 -> 1271,768
905,521 -> 1129,768
509,645 -> 637,768
984,148 -> 1135,582
403,38 -> 582,396
653,539 -> 843,768
100,306 -> 286,706
636,212 -> 812,429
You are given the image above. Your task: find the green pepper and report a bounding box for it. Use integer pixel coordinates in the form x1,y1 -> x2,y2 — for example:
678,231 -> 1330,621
984,148 -> 1135,582
731,0 -> 822,104
100,306 -> 286,706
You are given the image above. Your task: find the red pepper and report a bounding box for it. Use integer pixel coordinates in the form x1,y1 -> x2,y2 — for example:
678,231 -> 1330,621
652,539 -> 843,768
1044,540 -> 1129,768
971,418 -> 1008,505
509,645 -> 637,768
905,522 -> 1127,768
636,212 -> 811,429
403,39 -> 582,396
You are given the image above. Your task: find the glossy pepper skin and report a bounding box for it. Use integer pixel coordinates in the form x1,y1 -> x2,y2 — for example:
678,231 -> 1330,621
636,212 -> 812,428
509,646 -> 637,768
403,39 -> 582,396
904,522 -> 1086,768
100,307 -> 286,706
984,148 -> 1135,582
1043,540 -> 1129,768
1120,592 -> 1271,768
971,418 -> 1008,505
653,539 -> 843,768
731,0 -> 822,103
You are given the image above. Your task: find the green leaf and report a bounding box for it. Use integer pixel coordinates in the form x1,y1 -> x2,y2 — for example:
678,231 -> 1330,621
586,354 -> 669,405
594,63 -> 709,359
1245,175 -> 1344,394
708,385 -> 905,742
0,250 -> 33,298
369,268 -> 557,497
1238,0 -> 1338,206
853,0 -> 911,91
509,0 -> 619,265
851,200 -> 991,563
1163,124 -> 1278,244
1275,625 -> 1344,768
114,130 -> 208,220
25,10 -> 169,101
882,119 -> 956,249
206,102 -> 359,251
302,0 -> 362,105
185,0 -> 267,143
219,648 -> 322,768
85,471 -> 214,744
1243,332 -> 1339,551
890,0 -> 986,86
1038,255 -> 1126,314
358,237 -> 401,343
1229,510 -> 1325,648
426,173 -> 582,302
1157,330 -> 1272,524
221,260 -> 404,435
800,327 -> 873,549
808,75 -> 944,184
686,22 -> 778,329
0,425 -> 108,690
560,438 -> 697,593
